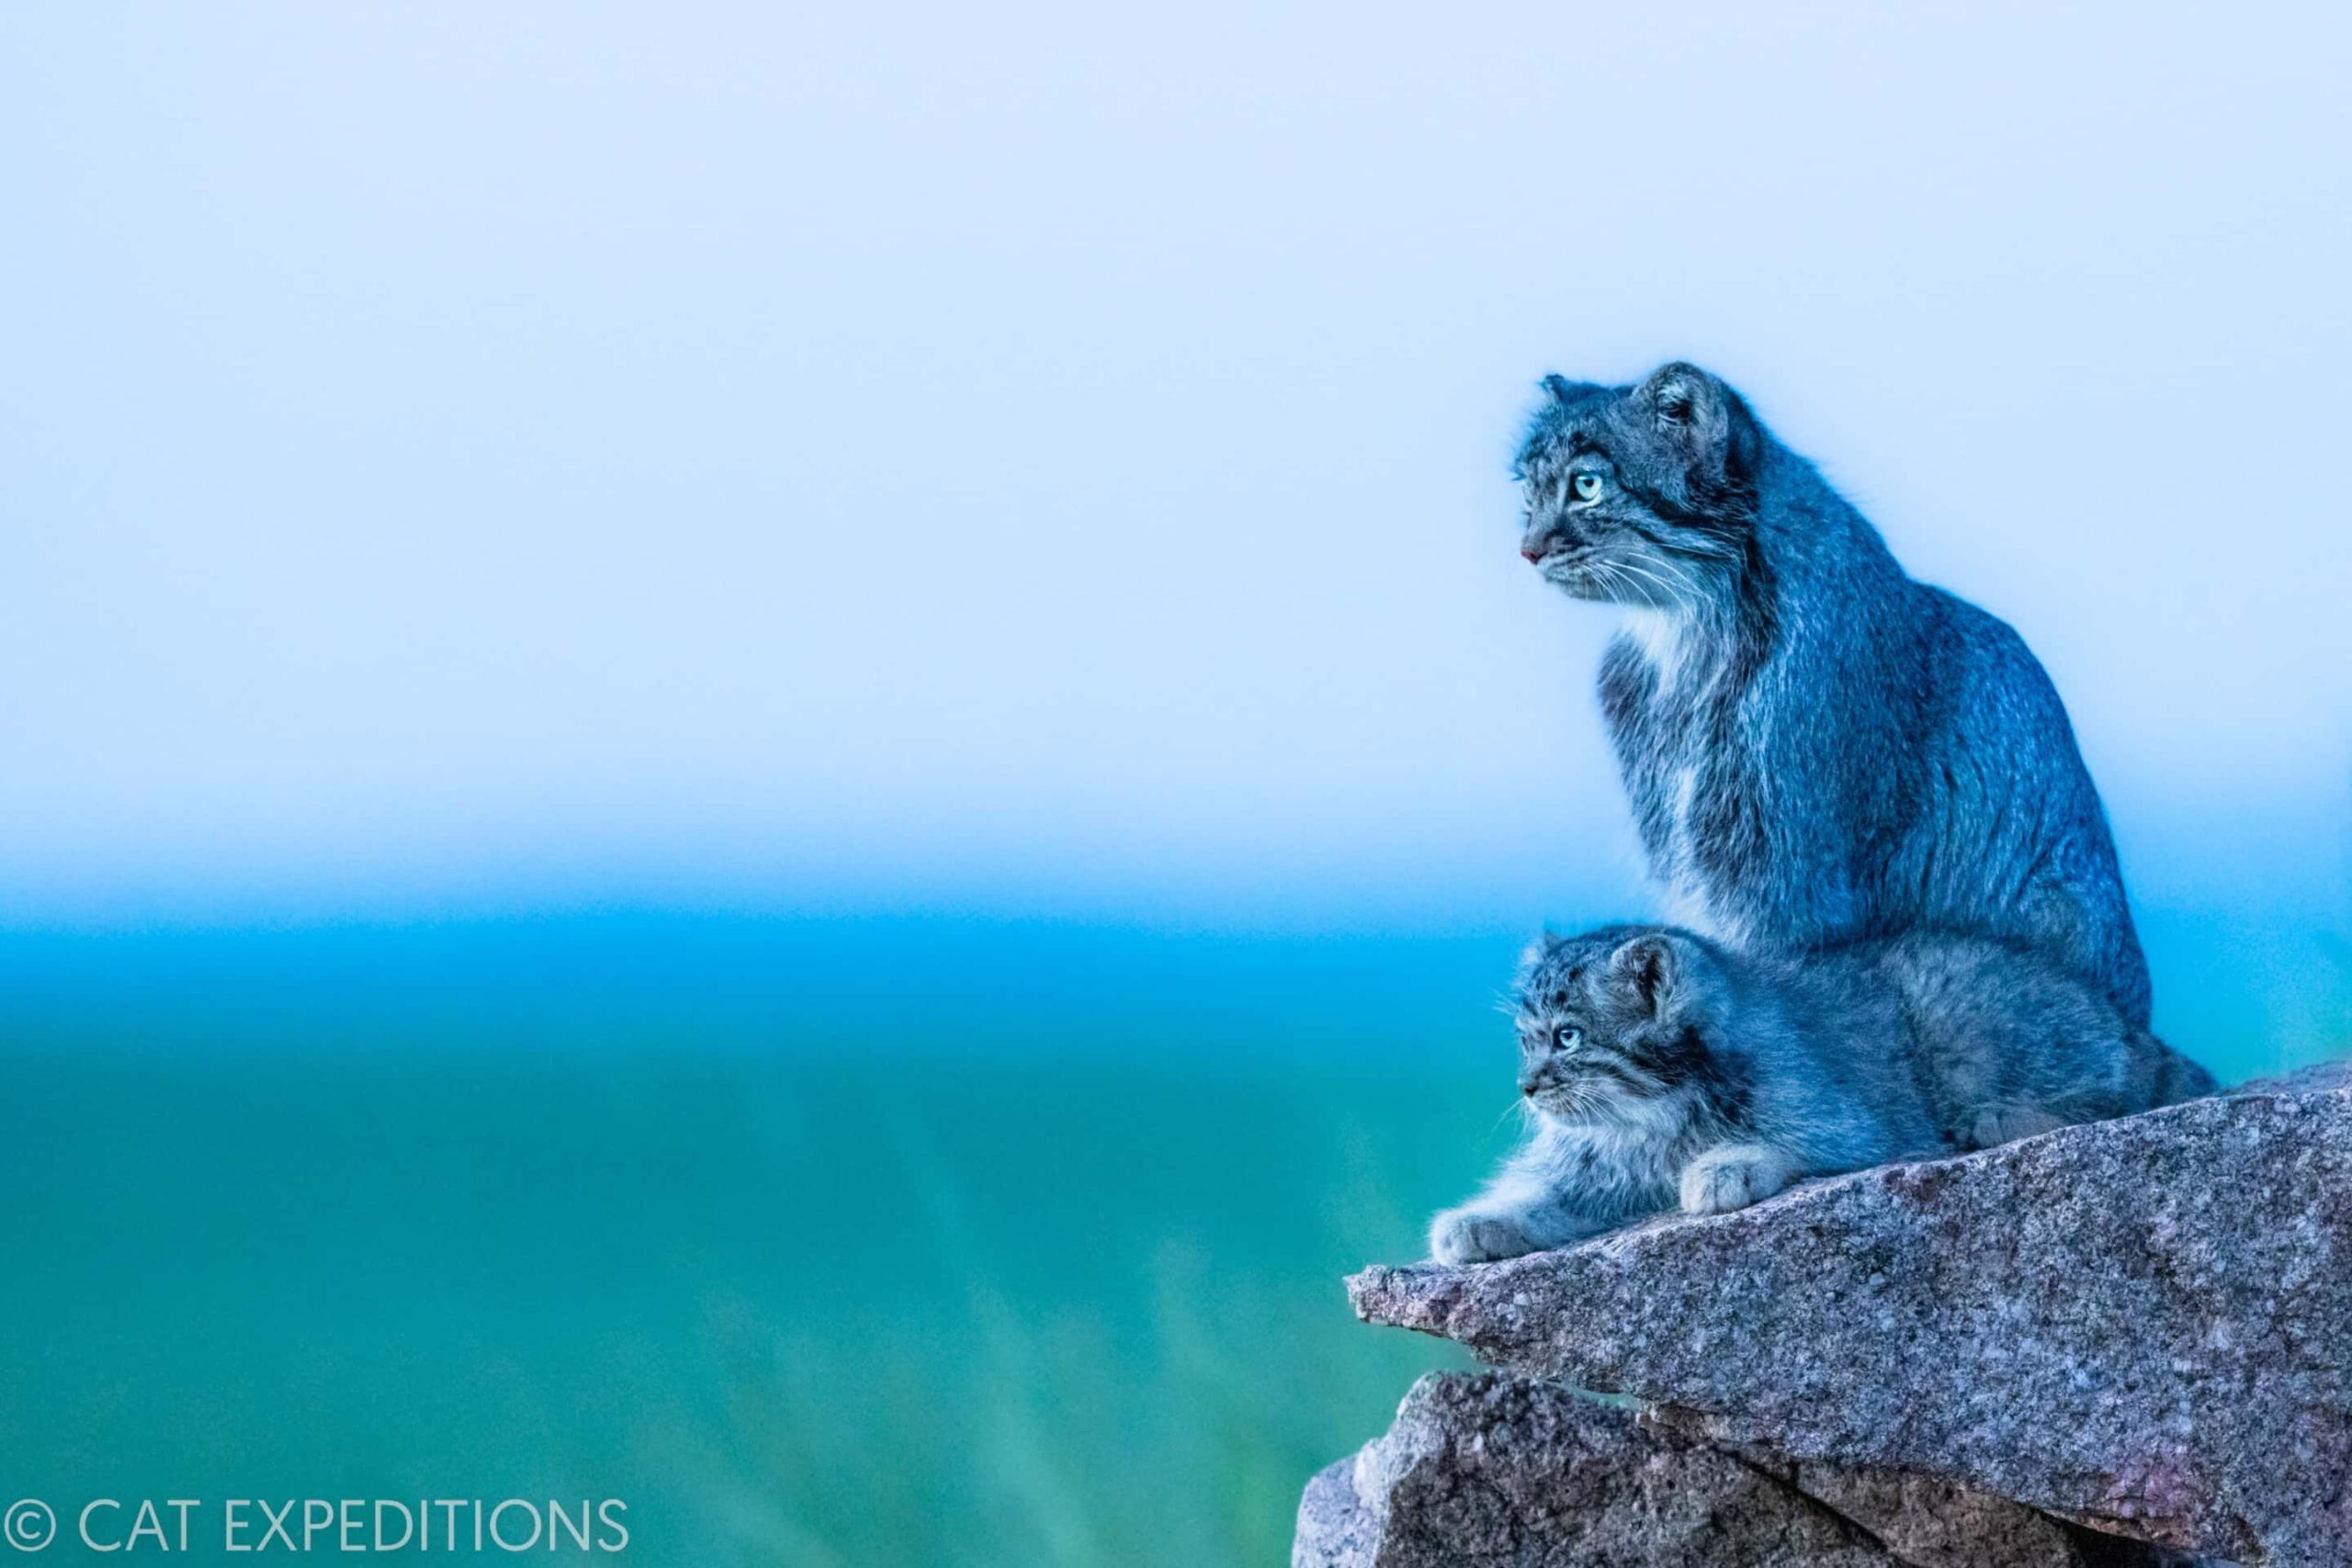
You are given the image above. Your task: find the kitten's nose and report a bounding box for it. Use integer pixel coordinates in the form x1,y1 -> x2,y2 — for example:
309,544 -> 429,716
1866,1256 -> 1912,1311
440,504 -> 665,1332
1518,1076 -> 1540,1098
1520,540 -> 1547,564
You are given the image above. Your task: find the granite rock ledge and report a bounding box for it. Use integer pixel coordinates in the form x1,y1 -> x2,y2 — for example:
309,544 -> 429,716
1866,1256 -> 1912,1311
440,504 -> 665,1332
1313,1064 -> 2352,1567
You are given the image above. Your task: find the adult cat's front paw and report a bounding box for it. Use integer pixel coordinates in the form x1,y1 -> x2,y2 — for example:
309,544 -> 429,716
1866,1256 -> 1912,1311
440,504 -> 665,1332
1679,1145 -> 1793,1216
1429,1207 -> 1536,1265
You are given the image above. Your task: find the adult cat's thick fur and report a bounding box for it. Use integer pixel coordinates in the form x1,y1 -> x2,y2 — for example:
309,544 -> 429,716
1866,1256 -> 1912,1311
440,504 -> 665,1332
1429,925 -> 2211,1265
1516,366 -> 2152,1027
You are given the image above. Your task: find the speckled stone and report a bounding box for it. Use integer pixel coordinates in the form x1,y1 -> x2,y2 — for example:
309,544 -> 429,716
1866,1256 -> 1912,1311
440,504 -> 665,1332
1293,1371 -> 1905,1567
1348,1066 -> 2352,1566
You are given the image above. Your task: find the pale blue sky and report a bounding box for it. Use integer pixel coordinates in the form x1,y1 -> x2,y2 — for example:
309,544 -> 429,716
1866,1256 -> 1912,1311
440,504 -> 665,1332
1,3 -> 2346,961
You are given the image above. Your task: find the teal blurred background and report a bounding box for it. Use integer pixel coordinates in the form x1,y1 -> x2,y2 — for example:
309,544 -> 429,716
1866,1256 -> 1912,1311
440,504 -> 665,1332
0,910 -> 2339,1563
4,2 -> 2351,1563
0,916 -> 1515,1564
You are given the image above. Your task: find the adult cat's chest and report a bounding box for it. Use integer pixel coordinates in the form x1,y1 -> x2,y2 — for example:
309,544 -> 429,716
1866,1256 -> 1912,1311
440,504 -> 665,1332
1599,617 -> 1760,908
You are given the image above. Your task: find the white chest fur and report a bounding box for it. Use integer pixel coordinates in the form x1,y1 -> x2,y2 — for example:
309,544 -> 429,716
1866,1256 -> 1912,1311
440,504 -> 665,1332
1623,607 -> 1690,699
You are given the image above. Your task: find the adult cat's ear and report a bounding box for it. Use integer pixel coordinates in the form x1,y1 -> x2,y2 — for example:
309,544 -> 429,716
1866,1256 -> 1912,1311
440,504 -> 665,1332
1635,363 -> 1756,481
1638,362 -> 1726,438
1609,933 -> 1678,1014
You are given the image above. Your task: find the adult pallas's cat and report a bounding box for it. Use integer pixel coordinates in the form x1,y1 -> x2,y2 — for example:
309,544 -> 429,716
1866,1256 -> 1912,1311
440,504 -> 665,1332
1515,365 -> 2152,1028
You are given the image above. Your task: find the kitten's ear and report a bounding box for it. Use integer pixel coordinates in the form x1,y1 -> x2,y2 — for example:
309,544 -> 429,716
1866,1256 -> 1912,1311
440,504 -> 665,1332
1609,933 -> 1678,1014
1514,929 -> 1566,988
1539,373 -> 1612,410
1634,362 -> 1755,478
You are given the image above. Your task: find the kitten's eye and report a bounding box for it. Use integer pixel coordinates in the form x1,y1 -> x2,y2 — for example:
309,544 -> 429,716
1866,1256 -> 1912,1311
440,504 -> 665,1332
1553,1025 -> 1582,1051
1571,473 -> 1603,502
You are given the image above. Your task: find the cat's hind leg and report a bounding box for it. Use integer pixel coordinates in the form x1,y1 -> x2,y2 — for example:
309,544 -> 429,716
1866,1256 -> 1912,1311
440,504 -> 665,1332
1963,1102 -> 2070,1149
1964,1069 -> 2144,1148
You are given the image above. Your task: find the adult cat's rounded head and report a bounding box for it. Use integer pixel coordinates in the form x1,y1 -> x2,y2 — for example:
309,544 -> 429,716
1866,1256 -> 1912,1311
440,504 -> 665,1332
1512,364 -> 1764,610
1512,924 -> 1733,1123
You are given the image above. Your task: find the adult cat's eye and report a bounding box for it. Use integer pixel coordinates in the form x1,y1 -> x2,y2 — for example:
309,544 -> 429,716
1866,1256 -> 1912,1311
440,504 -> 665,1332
1571,473 -> 1603,502
1553,1025 -> 1582,1051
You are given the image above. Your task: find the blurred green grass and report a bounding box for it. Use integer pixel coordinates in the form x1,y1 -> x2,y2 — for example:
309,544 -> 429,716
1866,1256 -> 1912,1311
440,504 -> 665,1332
0,919 -> 1521,1565
0,913 -> 2321,1564
1,1047 -> 1508,1564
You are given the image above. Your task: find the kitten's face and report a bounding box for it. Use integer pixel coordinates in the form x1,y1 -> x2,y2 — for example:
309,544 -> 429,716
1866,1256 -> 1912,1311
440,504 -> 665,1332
1513,365 -> 1757,611
1514,927 -> 1709,1123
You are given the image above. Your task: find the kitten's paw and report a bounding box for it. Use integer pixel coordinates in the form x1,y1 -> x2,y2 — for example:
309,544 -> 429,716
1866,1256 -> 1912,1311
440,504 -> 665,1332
1966,1103 -> 2066,1149
1429,1208 -> 1536,1266
1679,1145 -> 1793,1216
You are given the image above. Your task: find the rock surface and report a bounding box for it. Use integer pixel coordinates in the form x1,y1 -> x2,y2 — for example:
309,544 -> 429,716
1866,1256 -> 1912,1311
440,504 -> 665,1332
1294,1371 -> 1907,1567
1295,1373 -> 2179,1568
1704,1438 -> 2130,1568
1342,1066 -> 2352,1566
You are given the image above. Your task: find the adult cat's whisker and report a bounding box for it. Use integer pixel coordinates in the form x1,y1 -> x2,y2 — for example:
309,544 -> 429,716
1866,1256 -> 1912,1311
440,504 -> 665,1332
1593,561 -> 1645,604
1618,558 -> 1691,613
1608,556 -> 1692,610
